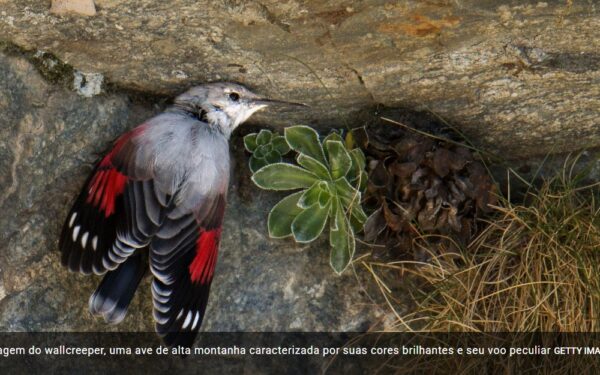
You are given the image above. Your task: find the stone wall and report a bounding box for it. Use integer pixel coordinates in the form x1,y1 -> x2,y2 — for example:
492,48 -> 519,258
2,1 -> 600,159
0,51 -> 381,332
2,0 -> 600,333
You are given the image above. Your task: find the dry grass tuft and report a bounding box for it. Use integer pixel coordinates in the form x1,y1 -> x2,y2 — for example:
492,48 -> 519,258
364,158 -> 600,332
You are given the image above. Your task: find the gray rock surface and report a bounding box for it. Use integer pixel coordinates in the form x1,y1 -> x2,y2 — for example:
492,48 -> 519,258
3,1 -> 600,158
0,51 -> 382,332
3,0 -> 600,336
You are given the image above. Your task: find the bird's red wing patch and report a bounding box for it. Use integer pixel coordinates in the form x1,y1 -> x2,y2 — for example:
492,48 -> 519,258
150,191 -> 227,347
60,124 -> 152,275
84,125 -> 147,218
87,167 -> 128,217
189,228 -> 222,284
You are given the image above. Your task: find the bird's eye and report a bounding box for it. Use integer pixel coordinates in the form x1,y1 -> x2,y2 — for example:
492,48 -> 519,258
229,92 -> 240,102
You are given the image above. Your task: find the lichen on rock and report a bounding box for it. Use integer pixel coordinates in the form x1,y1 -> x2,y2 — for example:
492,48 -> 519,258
73,70 -> 103,97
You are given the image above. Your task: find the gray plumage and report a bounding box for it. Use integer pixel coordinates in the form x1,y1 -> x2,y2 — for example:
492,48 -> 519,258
59,82 -> 303,347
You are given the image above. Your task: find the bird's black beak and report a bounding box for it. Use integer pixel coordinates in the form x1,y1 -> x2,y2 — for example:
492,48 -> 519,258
252,98 -> 309,107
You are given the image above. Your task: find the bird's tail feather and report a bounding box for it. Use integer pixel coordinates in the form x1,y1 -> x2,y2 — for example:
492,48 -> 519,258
89,252 -> 146,324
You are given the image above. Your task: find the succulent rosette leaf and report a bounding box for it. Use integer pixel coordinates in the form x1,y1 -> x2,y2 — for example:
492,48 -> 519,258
245,126 -> 367,274
244,129 -> 291,173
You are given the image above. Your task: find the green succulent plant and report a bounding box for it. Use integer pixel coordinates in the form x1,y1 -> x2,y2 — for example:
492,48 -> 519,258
244,129 -> 291,172
244,125 -> 367,274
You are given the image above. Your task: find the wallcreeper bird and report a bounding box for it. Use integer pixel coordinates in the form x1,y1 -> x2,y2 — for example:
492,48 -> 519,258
59,83 -> 304,347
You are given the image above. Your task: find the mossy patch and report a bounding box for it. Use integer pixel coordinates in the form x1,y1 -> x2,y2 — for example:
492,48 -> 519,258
0,40 -> 74,86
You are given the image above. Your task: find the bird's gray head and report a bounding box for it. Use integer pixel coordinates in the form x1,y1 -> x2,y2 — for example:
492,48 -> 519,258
173,82 -> 304,137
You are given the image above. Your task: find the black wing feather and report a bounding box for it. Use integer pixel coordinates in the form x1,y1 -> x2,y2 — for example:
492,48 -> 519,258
150,194 -> 226,347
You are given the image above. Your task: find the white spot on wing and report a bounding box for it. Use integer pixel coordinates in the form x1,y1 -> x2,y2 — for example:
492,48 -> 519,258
182,311 -> 193,329
152,281 -> 172,297
102,256 -> 118,271
107,248 -> 125,263
153,293 -> 169,304
191,312 -> 200,330
154,302 -> 170,314
117,233 -> 147,248
112,242 -> 132,257
176,309 -> 184,320
150,264 -> 175,285
153,309 -> 169,325
92,235 -> 98,251
69,213 -> 77,228
81,232 -> 89,248
72,225 -> 81,242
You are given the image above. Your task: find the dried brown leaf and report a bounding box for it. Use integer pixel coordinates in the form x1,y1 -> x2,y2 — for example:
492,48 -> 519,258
425,177 -> 442,200
394,138 -> 419,156
449,148 -> 469,171
433,148 -> 452,177
362,127 -> 496,263
411,168 -> 429,189
364,207 -> 387,242
447,206 -> 462,231
369,160 -> 389,188
449,181 -> 466,203
382,200 -> 404,232
389,161 -> 417,179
